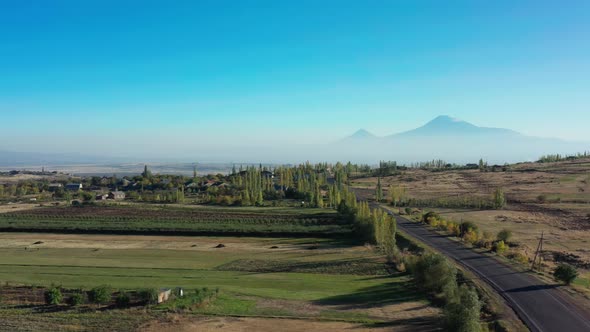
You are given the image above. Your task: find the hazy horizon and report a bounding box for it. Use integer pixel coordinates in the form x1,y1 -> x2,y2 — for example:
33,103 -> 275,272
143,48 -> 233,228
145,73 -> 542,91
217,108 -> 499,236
1,2 -> 589,162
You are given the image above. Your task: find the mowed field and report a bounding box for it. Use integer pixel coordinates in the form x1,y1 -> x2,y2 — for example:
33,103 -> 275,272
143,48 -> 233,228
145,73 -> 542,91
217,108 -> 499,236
352,158 -> 590,290
0,205 -> 441,331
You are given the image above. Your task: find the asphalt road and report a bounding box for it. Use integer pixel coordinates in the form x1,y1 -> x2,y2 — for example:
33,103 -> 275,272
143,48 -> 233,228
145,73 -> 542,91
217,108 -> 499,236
376,204 -> 590,332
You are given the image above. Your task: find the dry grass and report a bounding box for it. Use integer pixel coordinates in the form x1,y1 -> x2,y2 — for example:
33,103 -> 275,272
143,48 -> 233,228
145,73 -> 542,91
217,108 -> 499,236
0,203 -> 39,214
354,158 -> 590,287
141,316 -> 376,332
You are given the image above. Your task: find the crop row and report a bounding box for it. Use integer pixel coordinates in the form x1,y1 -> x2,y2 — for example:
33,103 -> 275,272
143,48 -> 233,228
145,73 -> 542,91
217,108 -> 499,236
0,214 -> 343,225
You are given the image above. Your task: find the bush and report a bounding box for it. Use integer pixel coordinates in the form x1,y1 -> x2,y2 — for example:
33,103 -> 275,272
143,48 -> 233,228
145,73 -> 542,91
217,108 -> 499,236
496,229 -> 512,243
88,285 -> 112,305
444,285 -> 482,332
115,291 -> 130,307
477,231 -> 494,249
463,230 -> 479,245
422,211 -> 440,224
459,221 -> 478,237
507,251 -> 529,264
67,292 -> 84,306
493,240 -> 508,255
139,288 -> 159,305
44,287 -> 63,305
553,264 -> 578,285
446,221 -> 460,237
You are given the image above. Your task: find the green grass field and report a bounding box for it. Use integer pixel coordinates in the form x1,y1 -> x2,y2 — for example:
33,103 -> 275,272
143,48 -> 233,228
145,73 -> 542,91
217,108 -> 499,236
0,205 -> 440,331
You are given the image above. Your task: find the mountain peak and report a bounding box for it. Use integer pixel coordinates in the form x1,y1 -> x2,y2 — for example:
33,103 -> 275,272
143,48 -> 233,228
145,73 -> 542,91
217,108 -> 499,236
351,129 -> 375,138
393,115 -> 516,137
427,115 -> 463,124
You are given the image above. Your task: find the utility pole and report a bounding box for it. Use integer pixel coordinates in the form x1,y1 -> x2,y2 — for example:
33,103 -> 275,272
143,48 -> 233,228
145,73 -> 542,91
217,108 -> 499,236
531,231 -> 544,270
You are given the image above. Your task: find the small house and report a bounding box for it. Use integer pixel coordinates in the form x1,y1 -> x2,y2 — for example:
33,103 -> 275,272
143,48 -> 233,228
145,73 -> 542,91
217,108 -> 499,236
65,183 -> 83,191
157,288 -> 172,303
108,191 -> 126,200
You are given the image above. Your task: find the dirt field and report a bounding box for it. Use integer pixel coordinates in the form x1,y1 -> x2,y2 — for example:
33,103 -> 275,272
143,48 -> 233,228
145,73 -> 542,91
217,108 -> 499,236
352,158 -> 590,287
141,315 -> 439,332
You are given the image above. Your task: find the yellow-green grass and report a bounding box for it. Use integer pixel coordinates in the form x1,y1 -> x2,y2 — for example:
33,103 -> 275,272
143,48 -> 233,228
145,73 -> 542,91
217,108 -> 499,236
0,236 -> 396,301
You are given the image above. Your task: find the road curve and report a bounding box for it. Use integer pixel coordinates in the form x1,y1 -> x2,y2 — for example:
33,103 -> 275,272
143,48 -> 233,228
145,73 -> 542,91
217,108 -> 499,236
377,204 -> 590,332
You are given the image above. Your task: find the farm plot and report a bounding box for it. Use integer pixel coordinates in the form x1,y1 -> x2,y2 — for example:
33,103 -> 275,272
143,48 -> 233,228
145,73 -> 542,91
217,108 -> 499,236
0,205 -> 352,237
0,233 -> 441,331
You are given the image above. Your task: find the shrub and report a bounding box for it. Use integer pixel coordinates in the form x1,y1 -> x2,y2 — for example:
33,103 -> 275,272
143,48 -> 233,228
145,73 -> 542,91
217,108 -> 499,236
422,211 -> 440,224
67,292 -> 84,306
88,285 -> 112,305
446,222 -> 460,236
44,287 -> 63,305
463,229 -> 479,245
507,251 -> 529,264
553,264 -> 578,285
477,231 -> 494,249
444,285 -> 482,332
115,291 -> 130,307
139,288 -> 159,305
459,221 -> 478,237
496,229 -> 512,243
493,240 -> 508,255
537,194 -> 547,203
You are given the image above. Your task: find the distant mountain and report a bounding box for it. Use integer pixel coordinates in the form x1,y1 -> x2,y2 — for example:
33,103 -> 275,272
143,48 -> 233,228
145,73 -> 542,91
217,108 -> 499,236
392,115 -> 519,137
350,129 -> 376,139
341,129 -> 378,143
336,115 -> 589,164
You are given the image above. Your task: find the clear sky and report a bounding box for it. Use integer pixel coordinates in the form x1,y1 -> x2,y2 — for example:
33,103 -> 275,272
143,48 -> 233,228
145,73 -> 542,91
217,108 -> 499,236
1,1 -> 589,156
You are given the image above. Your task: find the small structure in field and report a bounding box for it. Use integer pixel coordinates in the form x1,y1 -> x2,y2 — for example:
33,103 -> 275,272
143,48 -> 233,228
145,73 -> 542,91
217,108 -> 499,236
108,191 -> 126,200
65,183 -> 83,191
96,194 -> 108,201
158,288 -> 172,303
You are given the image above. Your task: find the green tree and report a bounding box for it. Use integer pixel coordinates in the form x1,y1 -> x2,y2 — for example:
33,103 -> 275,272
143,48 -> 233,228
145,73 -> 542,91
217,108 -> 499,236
44,287 -> 63,305
444,285 -> 482,332
375,177 -> 383,202
139,288 -> 159,305
493,188 -> 506,209
553,264 -> 578,285
116,291 -> 130,307
409,253 -> 457,295
67,292 -> 84,306
142,165 -> 152,178
81,191 -> 95,202
88,285 -> 112,305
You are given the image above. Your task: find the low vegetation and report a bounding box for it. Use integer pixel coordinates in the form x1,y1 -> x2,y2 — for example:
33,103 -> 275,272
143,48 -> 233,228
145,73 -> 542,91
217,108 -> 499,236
554,264 -> 579,285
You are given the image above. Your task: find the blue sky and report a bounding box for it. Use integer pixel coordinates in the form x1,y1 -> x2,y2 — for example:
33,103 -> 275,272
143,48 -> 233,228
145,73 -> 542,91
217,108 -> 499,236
1,1 -> 589,155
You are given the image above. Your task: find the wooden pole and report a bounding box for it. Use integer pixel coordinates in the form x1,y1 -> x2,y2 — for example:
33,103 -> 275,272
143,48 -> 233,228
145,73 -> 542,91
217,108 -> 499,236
531,231 -> 544,270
